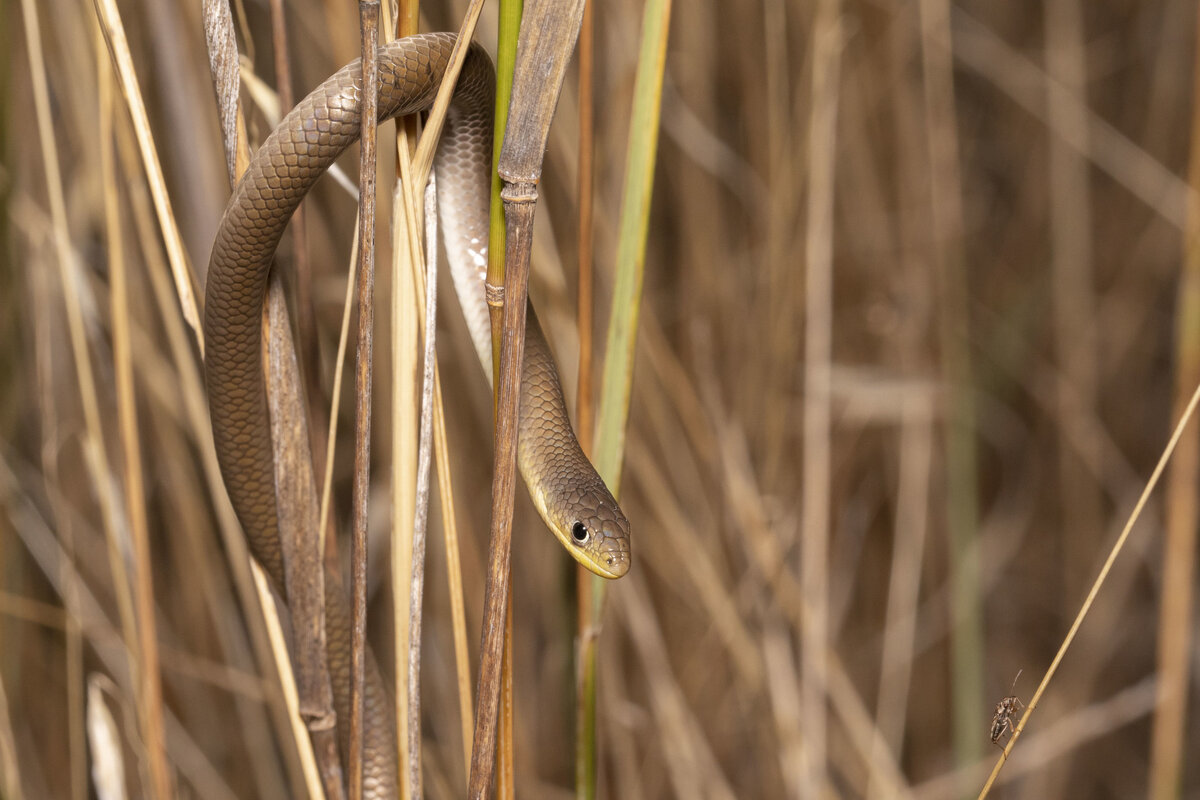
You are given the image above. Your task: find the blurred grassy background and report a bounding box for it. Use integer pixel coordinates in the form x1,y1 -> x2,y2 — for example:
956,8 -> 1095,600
4,0 -> 1200,797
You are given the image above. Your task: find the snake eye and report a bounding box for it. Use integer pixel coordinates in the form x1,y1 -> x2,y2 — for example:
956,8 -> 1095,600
571,522 -> 589,544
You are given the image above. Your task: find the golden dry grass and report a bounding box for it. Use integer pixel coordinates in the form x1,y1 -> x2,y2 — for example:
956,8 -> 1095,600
3,0 -> 1200,798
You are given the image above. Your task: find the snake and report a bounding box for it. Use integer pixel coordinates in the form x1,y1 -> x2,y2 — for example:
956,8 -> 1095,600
203,33 -> 631,797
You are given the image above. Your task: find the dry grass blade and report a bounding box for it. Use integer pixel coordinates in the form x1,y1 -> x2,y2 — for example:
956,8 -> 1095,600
98,27 -> 171,800
977,380 -> 1200,797
248,564 -> 330,798
402,175 -> 441,800
201,0 -> 241,181
409,0 -> 487,186
86,677 -> 129,800
0,675 -> 23,799
919,0 -> 984,771
384,6 -> 420,795
91,0 -> 203,351
799,1 -> 840,794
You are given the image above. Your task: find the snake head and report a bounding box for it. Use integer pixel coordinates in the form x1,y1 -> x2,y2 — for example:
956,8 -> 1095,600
566,485 -> 631,579
534,473 -> 631,579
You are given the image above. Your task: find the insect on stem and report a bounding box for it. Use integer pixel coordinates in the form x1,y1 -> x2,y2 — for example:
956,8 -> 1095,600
989,669 -> 1024,751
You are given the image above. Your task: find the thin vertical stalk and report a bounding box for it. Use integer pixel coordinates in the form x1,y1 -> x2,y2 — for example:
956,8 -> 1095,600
91,0 -> 202,351
387,1 -> 421,790
1045,0 -> 1100,605
799,2 -> 840,796
868,14 -> 935,795
402,177 -> 440,800
386,5 -> 421,795
267,0 -> 320,409
100,34 -> 172,800
496,599 -> 515,799
488,0 -> 524,369
586,3 -> 672,795
573,1 -> 598,795
575,0 -> 596,452
468,196 -> 532,799
918,0 -> 984,772
592,0 -> 672,486
432,393 -> 475,779
468,3 -> 520,796
349,2 -> 380,798
1147,9 -> 1200,797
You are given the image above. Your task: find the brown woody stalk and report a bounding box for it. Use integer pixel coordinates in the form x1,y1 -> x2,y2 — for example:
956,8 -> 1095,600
467,195 -> 534,798
1147,8 -> 1200,797
349,2 -> 379,798
268,0 -> 320,404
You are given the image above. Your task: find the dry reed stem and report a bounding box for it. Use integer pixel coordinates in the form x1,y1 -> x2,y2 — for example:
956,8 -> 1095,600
349,3 -> 380,796
868,401 -> 933,798
98,30 -> 172,800
409,0 -> 487,187
1146,7 -> 1200,796
400,176 -> 442,800
380,3 -> 423,789
389,174 -> 420,800
762,619 -> 806,797
496,600 -> 514,800
266,277 -> 341,797
760,0 -> 798,489
250,564 -> 330,799
382,7 -> 421,790
254,12 -> 342,772
918,0 -> 984,769
86,676 -> 129,799
1045,0 -> 1102,607
976,379 -> 1200,797
468,195 -> 532,798
267,0 -> 320,413
90,0 -> 203,351
430,379 -> 474,777
320,219 -> 360,594
799,1 -> 840,795
489,7 -> 522,792
0,678 -> 20,800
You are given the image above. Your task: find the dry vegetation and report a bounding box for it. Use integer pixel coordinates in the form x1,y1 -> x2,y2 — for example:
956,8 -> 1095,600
3,0 -> 1200,798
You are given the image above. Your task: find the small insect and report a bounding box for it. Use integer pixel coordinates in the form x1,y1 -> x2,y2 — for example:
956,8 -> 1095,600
990,670 -> 1024,749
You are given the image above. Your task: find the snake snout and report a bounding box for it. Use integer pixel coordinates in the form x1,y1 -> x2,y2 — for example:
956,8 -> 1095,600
595,518 -> 631,578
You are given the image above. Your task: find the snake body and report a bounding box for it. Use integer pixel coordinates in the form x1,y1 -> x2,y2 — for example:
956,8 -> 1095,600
204,34 -> 630,794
